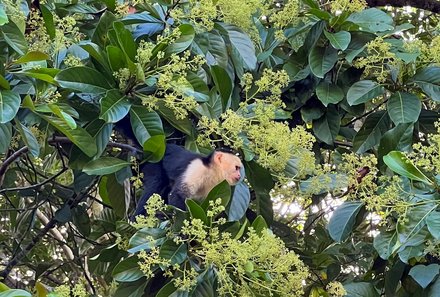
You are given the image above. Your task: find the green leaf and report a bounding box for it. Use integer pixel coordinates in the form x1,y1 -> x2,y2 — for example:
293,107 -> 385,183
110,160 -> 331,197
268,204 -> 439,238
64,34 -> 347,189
328,201 -> 363,242
244,161 -> 274,225
324,30 -> 351,50
13,51 -> 50,64
103,174 -> 127,218
155,282 -> 178,297
1,20 -> 27,55
227,182 -> 250,221
315,81 -> 344,106
411,66 -> 440,101
130,106 -> 164,149
211,65 -> 232,110
373,231 -> 398,260
217,23 -> 257,70
159,240 -> 187,265
186,200 -> 208,225
308,45 -> 338,78
100,89 -> 131,123
106,45 -> 126,71
21,68 -> 59,84
378,123 -> 413,166
397,204 -> 433,247
143,134 -> 166,163
0,123 -> 12,154
383,151 -> 433,185
40,4 -> 55,39
112,256 -> 144,282
15,122 -> 39,157
48,104 -> 77,129
92,11 -> 117,47
83,157 -> 130,175
313,107 -> 340,145
0,5 -> 7,26
344,282 -> 380,297
166,24 -> 195,54
201,180 -> 231,210
0,74 -> 10,90
113,21 -> 137,61
353,111 -> 390,154
429,277 -> 440,297
387,92 -> 421,125
409,264 -> 440,289
347,80 -> 385,105
251,215 -> 268,235
195,31 -> 228,68
0,289 -> 32,297
427,211 -> 440,240
55,66 -> 113,93
42,116 -> 97,157
347,8 -> 394,33
0,90 -> 20,124
156,102 -> 193,135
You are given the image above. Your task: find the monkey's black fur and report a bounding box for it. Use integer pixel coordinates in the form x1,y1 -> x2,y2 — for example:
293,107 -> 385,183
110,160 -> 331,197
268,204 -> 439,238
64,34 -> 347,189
133,144 -> 215,217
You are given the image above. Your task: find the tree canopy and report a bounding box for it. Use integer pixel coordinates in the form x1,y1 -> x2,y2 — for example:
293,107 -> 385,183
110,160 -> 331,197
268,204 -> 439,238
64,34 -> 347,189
1,0 -> 440,296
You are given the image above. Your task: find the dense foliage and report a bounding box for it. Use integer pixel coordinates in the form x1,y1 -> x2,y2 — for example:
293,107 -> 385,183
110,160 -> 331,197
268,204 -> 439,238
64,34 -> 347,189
1,0 -> 440,296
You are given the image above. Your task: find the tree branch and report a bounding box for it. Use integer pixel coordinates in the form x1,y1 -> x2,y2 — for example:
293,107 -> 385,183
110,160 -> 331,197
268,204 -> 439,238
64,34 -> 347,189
0,147 -> 29,187
367,0 -> 440,13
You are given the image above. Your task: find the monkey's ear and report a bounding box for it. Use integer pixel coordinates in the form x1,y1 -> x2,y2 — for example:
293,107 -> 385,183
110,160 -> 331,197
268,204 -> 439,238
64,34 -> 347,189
213,152 -> 223,164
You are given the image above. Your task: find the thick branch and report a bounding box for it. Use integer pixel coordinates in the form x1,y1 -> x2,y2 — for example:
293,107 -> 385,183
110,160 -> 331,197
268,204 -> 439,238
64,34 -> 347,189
367,0 -> 440,13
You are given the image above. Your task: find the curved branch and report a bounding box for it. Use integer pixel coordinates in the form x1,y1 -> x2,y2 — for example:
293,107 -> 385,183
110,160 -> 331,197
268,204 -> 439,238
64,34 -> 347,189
0,146 -> 29,187
367,0 -> 440,13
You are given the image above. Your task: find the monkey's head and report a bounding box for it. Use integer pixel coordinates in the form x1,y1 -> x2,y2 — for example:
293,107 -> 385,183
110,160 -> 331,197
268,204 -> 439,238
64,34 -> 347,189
213,151 -> 243,185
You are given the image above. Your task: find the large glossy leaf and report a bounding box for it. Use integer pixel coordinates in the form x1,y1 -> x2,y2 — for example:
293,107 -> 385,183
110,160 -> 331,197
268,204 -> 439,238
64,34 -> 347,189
0,5 -> 7,25
42,116 -> 97,157
202,180 -> 231,210
0,90 -> 20,124
83,157 -> 130,175
347,80 -> 384,105
344,282 -> 380,297
397,203 -> 435,246
15,122 -> 39,157
227,182 -> 250,221
347,8 -> 394,33
387,92 -> 421,125
409,264 -> 440,289
426,211 -> 440,240
55,66 -> 113,93
378,123 -> 413,167
328,201 -> 363,242
313,107 -> 340,145
1,20 -> 27,55
383,151 -> 433,185
129,106 -> 164,149
411,66 -> 440,101
186,200 -> 208,225
217,23 -> 257,70
100,89 -> 131,123
324,30 -> 351,50
0,123 -> 12,153
244,161 -> 274,225
159,240 -> 187,265
113,21 -> 137,61
315,81 -> 344,106
373,231 -> 397,260
211,65 -> 232,110
14,51 -> 50,64
195,31 -> 228,68
353,111 -> 390,154
308,45 -> 338,78
166,24 -> 195,54
106,174 -> 127,218
112,256 -> 144,282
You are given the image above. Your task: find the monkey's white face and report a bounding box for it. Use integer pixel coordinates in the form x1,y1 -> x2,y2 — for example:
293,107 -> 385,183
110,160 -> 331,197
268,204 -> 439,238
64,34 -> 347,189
219,154 -> 242,185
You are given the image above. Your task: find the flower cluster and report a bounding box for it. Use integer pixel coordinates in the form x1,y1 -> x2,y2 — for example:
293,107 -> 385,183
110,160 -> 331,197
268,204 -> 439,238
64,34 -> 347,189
199,70 -> 315,174
329,0 -> 367,14
131,194 -> 166,228
26,10 -> 83,55
135,197 -> 308,296
170,0 -> 269,35
354,37 -> 400,83
326,281 -> 347,297
2,0 -> 26,24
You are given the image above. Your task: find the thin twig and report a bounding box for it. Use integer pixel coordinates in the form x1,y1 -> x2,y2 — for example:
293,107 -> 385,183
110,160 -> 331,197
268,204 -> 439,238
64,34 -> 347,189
0,146 -> 29,187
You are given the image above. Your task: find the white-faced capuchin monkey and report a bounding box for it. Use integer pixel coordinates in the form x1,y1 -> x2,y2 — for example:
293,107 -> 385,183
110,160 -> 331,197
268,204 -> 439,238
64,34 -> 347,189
133,144 -> 243,217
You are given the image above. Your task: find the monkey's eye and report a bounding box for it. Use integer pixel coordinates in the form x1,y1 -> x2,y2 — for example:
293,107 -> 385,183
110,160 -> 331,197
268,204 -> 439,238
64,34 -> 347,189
235,166 -> 240,171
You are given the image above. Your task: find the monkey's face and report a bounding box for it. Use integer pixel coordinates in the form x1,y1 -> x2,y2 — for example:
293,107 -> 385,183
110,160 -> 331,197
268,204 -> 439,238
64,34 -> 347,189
217,153 -> 242,185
